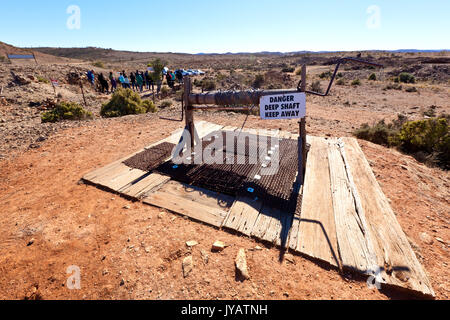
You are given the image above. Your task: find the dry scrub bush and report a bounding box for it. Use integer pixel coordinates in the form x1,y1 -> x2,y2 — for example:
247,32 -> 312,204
101,88 -> 157,118
41,101 -> 92,123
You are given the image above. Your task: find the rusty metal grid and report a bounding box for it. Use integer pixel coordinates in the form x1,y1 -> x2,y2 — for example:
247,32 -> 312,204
123,142 -> 176,172
124,132 -> 300,211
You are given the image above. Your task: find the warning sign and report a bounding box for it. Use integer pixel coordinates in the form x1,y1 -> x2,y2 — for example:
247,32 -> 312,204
260,92 -> 306,120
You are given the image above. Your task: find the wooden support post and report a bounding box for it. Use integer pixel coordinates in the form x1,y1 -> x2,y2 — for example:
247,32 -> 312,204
79,80 -> 87,107
183,77 -> 195,149
299,64 -> 307,183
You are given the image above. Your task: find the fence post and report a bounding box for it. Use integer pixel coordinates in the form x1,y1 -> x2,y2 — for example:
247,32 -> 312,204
183,77 -> 195,149
300,64 -> 307,182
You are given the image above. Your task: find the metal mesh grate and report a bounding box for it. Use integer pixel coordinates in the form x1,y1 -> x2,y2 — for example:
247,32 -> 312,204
124,131 -> 301,212
123,142 -> 176,172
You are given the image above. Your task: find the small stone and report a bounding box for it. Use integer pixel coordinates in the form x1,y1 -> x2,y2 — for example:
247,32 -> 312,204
200,250 -> 209,264
145,247 -> 151,253
158,212 -> 165,219
27,238 -> 35,246
119,279 -> 125,286
123,205 -> 131,210
186,240 -> 198,248
419,232 -> 434,245
212,241 -> 226,252
436,237 -> 445,244
182,256 -> 194,278
283,292 -> 290,297
235,249 -> 250,281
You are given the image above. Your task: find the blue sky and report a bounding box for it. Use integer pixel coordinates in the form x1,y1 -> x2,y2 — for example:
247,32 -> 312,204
0,0 -> 448,53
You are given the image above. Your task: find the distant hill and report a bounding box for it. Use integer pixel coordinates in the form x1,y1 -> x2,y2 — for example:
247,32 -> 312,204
0,41 -> 80,64
30,46 -> 189,63
30,46 -> 449,62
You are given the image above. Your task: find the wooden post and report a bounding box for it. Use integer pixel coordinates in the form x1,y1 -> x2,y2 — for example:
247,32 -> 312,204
300,64 -> 307,182
79,80 -> 87,107
183,77 -> 195,150
52,82 -> 57,99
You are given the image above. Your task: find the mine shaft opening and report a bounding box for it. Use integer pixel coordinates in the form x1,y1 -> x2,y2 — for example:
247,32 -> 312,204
123,130 -> 302,215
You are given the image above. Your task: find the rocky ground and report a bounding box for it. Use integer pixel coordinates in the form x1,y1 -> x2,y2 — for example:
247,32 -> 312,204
0,54 -> 449,300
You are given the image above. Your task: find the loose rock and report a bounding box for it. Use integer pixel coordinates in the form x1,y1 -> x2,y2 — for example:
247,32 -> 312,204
419,232 -> 434,245
212,241 -> 226,252
182,256 -> 194,278
186,240 -> 198,248
235,249 -> 250,281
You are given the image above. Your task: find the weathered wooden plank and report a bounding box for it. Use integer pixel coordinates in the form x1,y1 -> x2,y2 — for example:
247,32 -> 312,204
159,180 -> 234,209
120,173 -> 171,199
83,125 -> 184,181
342,137 -> 435,297
143,187 -> 228,228
328,139 -> 375,272
292,137 -> 340,267
223,196 -> 263,235
90,163 -> 132,185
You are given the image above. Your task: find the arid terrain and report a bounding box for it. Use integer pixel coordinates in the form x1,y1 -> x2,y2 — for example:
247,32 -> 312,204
0,42 -> 448,300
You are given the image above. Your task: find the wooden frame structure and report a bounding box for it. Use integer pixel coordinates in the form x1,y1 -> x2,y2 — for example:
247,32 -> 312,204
81,60 -> 435,297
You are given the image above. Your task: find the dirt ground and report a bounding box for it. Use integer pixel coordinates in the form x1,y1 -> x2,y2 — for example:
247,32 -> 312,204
0,109 -> 448,300
0,47 -> 449,300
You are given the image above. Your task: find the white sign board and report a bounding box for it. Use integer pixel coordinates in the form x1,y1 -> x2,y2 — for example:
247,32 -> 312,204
260,92 -> 306,120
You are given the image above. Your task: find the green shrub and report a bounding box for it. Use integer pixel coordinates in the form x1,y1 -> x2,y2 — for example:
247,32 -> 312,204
160,100 -> 173,108
336,79 -> 346,86
295,68 -> 302,76
142,100 -> 157,113
282,67 -> 295,73
319,71 -> 332,79
351,79 -> 361,86
398,72 -> 415,84
398,118 -> 449,168
354,120 -> 399,147
253,74 -> 265,88
41,101 -> 92,123
100,88 -> 157,118
368,73 -> 377,81
161,86 -> 170,96
0,56 -> 6,62
310,80 -> 322,93
354,116 -> 449,169
93,61 -> 105,68
148,58 -> 168,82
201,79 -> 216,91
37,76 -> 49,84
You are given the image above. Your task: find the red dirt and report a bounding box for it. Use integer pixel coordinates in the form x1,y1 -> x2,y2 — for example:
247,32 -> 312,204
0,112 -> 448,300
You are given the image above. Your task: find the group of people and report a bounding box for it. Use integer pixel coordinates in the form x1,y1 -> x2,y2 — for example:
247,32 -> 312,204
86,68 -> 184,95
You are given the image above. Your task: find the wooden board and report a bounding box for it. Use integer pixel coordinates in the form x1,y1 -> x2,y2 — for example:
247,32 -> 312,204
328,139 -> 376,273
291,136 -> 340,268
143,181 -> 232,228
342,137 -> 435,297
120,173 -> 171,199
